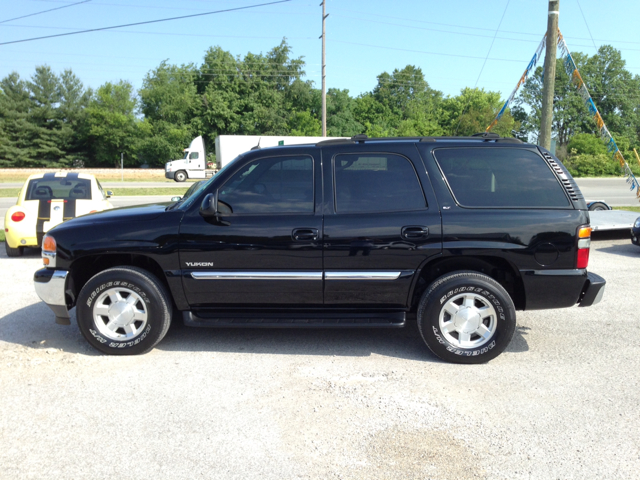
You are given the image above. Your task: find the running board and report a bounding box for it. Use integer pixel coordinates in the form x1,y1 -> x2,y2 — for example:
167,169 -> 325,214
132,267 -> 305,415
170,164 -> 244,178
183,310 -> 406,328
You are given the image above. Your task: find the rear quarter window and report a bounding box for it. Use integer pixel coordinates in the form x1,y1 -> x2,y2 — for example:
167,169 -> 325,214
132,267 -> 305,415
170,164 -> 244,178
432,147 -> 570,208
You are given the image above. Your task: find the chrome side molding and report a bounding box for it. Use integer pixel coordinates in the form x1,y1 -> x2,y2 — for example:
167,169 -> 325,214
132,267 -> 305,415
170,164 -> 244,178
190,271 -> 414,280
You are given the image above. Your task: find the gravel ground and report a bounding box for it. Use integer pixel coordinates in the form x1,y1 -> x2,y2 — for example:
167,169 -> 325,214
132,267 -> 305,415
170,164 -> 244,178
1,234 -> 639,480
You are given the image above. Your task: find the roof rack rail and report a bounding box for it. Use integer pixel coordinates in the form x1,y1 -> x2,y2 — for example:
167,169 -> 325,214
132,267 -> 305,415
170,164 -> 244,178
315,134 -> 523,146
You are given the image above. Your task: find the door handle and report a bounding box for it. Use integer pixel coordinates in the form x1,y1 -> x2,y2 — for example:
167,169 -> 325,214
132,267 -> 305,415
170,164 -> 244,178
292,228 -> 319,241
402,225 -> 429,239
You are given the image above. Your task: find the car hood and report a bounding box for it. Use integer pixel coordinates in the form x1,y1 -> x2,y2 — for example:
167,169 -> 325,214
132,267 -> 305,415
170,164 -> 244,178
60,202 -> 173,226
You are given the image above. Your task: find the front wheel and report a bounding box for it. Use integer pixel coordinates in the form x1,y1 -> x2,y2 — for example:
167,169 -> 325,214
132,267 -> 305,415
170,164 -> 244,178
174,170 -> 187,182
417,271 -> 516,364
76,266 -> 172,355
588,202 -> 608,211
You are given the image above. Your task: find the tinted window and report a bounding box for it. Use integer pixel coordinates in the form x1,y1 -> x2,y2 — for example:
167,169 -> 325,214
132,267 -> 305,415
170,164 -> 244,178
219,156 -> 313,214
334,154 -> 425,213
433,148 -> 570,208
26,178 -> 92,200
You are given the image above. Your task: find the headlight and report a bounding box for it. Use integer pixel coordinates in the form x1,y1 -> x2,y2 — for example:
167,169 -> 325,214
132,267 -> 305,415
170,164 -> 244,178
635,218 -> 640,229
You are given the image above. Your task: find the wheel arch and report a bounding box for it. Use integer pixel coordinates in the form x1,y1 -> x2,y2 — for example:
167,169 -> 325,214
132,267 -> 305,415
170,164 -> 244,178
410,255 -> 525,311
67,254 -> 172,309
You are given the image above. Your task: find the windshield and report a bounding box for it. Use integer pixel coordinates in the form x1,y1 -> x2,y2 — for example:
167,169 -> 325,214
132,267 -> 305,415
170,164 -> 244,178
183,151 -> 189,159
176,153 -> 246,210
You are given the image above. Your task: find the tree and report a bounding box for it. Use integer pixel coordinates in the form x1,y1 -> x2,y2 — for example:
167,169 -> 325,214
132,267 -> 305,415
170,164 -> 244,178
86,81 -> 139,167
58,69 -> 92,166
442,87 -> 517,137
0,73 -> 35,166
138,61 -> 200,166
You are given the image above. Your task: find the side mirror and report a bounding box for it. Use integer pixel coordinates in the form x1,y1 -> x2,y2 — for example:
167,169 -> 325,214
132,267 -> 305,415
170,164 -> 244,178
105,190 -> 114,198
171,196 -> 182,202
199,192 -> 218,217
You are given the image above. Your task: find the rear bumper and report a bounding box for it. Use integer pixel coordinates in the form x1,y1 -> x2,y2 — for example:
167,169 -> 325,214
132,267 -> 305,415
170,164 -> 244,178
34,268 -> 71,325
578,272 -> 606,307
521,269 -> 605,310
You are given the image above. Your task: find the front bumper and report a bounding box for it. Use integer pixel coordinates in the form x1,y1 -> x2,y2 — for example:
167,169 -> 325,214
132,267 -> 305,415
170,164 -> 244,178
34,268 -> 71,325
165,171 -> 175,180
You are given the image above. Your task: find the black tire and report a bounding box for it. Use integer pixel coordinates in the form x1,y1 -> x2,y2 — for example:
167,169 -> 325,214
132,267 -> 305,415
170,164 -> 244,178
5,241 -> 23,257
174,170 -> 187,182
417,271 -> 516,364
76,266 -> 172,355
588,202 -> 608,211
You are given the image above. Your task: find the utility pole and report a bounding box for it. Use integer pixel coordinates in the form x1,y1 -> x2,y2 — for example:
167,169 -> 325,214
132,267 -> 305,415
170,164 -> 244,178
539,0 -> 559,150
320,0 -> 328,136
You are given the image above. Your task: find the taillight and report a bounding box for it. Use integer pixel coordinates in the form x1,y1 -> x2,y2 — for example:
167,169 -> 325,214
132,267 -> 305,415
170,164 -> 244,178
577,226 -> 591,269
11,211 -> 25,222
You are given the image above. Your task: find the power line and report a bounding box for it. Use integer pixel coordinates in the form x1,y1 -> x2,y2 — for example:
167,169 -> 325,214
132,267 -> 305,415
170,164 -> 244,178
576,0 -> 598,52
474,0 -> 510,87
0,0 -> 292,46
332,7 -> 640,47
0,0 -> 91,25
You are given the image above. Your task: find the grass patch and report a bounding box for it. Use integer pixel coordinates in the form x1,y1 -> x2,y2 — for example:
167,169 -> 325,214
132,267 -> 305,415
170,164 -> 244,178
613,206 -> 640,213
0,187 -> 190,198
110,187 -> 190,196
0,230 -> 4,242
0,189 -> 21,198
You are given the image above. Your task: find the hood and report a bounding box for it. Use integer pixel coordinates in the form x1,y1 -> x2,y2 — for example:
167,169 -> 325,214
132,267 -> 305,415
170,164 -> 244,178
57,202 -> 171,228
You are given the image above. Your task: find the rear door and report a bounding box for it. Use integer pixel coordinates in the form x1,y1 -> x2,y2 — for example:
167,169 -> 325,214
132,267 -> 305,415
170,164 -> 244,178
322,143 -> 442,307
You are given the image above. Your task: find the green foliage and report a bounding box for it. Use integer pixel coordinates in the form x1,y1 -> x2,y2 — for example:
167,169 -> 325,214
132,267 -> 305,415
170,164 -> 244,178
515,46 -> 640,151
563,153 -> 622,177
567,133 -> 608,155
2,42 -> 636,173
86,81 -> 139,167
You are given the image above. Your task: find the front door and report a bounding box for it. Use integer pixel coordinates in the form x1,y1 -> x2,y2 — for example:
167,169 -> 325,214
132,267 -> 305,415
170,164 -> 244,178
322,143 -> 442,307
179,152 -> 323,307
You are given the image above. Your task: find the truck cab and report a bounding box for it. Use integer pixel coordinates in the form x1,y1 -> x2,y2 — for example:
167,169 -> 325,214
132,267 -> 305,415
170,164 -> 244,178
165,136 -> 210,182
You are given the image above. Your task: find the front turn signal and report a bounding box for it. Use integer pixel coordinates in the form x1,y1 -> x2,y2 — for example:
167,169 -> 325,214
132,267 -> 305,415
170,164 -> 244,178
43,235 -> 56,253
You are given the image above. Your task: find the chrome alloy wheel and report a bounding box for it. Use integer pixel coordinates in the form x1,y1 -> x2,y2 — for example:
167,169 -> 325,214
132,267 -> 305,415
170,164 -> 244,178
439,292 -> 497,349
92,287 -> 148,341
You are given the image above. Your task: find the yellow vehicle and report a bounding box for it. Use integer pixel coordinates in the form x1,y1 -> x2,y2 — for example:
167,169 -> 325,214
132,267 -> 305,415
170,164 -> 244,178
4,172 -> 113,257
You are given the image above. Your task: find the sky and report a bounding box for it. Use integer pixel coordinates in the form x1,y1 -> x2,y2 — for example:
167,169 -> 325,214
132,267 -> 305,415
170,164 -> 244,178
0,0 -> 639,100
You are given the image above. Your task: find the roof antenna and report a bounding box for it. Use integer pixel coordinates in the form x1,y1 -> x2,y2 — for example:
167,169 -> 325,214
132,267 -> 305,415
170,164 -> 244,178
250,137 -> 262,151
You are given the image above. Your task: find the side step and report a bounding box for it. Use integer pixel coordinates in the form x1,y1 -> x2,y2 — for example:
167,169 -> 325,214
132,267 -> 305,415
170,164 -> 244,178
183,310 -> 406,328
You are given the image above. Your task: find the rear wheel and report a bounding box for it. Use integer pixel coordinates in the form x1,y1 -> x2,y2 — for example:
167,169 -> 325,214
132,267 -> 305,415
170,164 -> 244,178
417,271 -> 516,364
76,266 -> 172,355
5,241 -> 23,257
174,170 -> 187,182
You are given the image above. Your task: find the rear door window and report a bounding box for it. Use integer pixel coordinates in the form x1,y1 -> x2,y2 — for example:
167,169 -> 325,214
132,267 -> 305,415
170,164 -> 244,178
333,153 -> 426,213
432,148 -> 570,208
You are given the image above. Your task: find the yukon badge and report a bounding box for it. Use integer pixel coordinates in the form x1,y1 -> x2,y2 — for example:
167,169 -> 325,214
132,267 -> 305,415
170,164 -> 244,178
185,262 -> 214,267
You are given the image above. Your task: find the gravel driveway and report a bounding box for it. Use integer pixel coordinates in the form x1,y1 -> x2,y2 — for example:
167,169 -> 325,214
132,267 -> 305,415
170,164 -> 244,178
1,235 -> 639,480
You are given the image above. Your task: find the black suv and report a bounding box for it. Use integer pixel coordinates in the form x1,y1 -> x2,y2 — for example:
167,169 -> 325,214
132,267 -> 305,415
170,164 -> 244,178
34,134 -> 605,364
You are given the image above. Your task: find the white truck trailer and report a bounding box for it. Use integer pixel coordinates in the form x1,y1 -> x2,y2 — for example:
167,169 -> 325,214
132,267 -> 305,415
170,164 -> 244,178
165,135 -> 347,182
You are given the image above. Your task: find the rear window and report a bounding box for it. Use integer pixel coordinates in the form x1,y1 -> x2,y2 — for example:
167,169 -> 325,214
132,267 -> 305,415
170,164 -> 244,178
26,178 -> 92,200
432,147 -> 570,208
